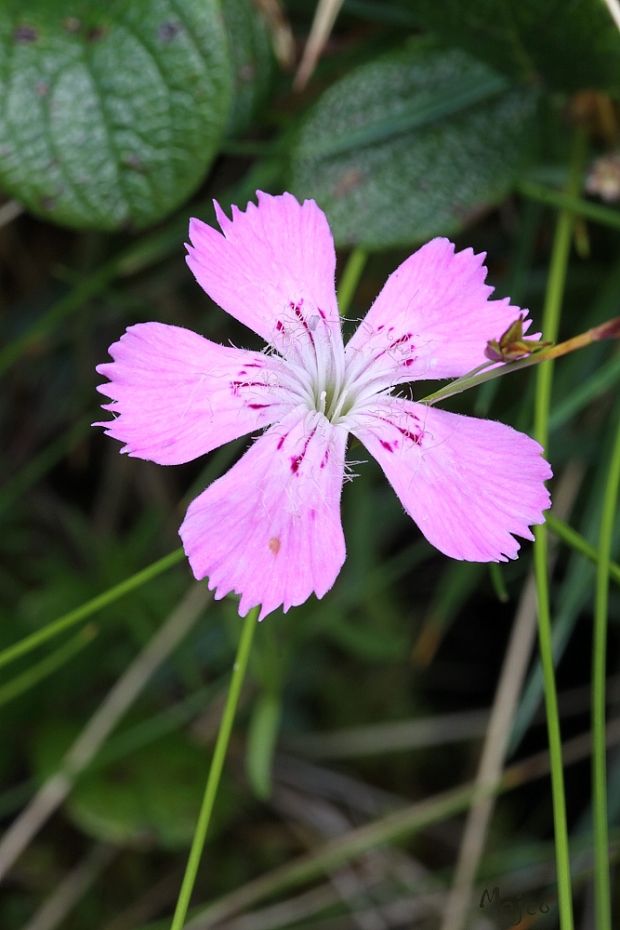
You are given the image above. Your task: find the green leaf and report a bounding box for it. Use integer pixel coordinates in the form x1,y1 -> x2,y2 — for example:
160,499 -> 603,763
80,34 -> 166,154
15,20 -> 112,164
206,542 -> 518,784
223,0 -> 275,136
34,726 -> 238,849
0,0 -> 232,231
406,0 -> 620,95
288,40 -> 540,249
246,691 -> 281,800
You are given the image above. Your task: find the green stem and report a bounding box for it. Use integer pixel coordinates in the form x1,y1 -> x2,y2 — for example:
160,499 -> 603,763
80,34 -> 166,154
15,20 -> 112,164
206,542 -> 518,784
518,180 -> 620,232
546,514 -> 620,584
337,247 -> 368,315
0,626 -> 97,708
592,407 -> 620,930
532,129 -> 587,930
417,319 -> 619,406
170,606 -> 258,930
0,548 -> 185,672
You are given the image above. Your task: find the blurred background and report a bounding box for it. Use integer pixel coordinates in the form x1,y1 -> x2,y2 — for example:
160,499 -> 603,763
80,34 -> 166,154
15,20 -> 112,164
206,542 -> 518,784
1,1 -> 620,928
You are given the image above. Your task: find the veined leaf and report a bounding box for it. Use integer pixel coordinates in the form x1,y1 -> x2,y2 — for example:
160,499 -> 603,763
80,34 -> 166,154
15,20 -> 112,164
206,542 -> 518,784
223,0 -> 275,136
289,40 -> 540,249
0,0 -> 232,230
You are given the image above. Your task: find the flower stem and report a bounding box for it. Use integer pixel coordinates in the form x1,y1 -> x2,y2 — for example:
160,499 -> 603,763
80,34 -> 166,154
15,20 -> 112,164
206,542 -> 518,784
532,127 -> 587,930
418,318 -> 620,407
169,605 -> 258,930
592,405 -> 620,930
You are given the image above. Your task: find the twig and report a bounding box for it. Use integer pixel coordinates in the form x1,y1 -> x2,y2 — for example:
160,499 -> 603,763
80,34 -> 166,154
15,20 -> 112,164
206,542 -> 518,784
0,199 -> 23,227
273,786 -> 388,930
101,868 -> 184,930
20,844 -> 116,930
439,466 -> 583,930
0,583 -> 211,882
603,0 -> 620,31
287,708 -> 490,758
294,0 -> 344,90
184,716 -> 620,929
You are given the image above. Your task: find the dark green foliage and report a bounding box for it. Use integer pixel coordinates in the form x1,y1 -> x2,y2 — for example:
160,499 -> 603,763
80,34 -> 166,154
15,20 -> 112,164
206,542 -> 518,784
0,0 -> 233,230
289,40 -> 541,247
223,0 -> 275,136
407,0 -> 620,94
34,726 -> 238,849
2,2 -> 620,928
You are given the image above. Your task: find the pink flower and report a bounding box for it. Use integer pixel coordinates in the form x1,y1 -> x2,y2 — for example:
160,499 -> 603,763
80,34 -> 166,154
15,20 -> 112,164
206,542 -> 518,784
96,192 -> 551,620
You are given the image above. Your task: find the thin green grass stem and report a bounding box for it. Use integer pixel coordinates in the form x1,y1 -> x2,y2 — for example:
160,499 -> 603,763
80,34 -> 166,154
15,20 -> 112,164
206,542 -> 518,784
546,514 -> 620,584
518,180 -> 620,232
532,129 -> 587,930
337,247 -> 368,315
0,626 -> 97,707
169,605 -> 258,930
533,532 -> 574,929
592,406 -> 620,930
0,548 -> 185,672
174,721 -> 615,930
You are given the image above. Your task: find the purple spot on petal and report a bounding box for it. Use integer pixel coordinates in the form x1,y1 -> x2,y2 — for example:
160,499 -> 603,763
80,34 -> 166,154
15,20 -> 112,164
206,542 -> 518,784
380,439 -> 394,452
289,427 -> 316,475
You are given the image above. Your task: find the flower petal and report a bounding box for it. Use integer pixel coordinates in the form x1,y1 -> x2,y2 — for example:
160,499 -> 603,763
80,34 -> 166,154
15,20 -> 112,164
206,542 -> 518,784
95,322 -> 299,465
351,398 -> 551,562
345,238 -> 531,392
179,408 -> 347,619
186,192 -> 345,382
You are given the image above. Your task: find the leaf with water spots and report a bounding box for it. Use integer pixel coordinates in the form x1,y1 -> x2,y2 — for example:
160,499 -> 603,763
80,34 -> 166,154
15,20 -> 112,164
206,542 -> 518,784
0,0 -> 232,230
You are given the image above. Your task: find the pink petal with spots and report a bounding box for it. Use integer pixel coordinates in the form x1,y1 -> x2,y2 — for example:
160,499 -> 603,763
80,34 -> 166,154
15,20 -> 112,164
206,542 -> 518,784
352,398 -> 551,562
345,238 -> 532,392
186,192 -> 344,372
179,408 -> 347,620
95,322 -> 297,465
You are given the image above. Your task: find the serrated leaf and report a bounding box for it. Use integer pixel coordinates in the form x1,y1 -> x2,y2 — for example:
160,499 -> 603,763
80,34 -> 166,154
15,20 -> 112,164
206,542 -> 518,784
407,0 -> 620,95
0,0 -> 232,231
223,0 -> 275,136
288,40 -> 540,249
